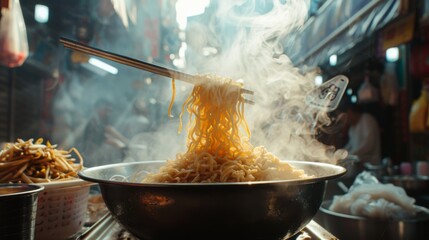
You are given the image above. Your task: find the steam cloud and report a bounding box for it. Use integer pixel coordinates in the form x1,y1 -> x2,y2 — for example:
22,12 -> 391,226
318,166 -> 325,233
52,0 -> 346,166
183,0 -> 345,163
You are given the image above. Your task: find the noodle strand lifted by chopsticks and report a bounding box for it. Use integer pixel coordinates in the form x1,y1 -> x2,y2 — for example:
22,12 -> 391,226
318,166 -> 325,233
143,75 -> 310,183
0,138 -> 83,183
168,78 -> 176,118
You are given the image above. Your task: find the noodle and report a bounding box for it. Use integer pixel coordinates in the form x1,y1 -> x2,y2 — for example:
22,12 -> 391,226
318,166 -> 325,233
0,138 -> 83,183
168,78 -> 176,118
143,75 -> 310,183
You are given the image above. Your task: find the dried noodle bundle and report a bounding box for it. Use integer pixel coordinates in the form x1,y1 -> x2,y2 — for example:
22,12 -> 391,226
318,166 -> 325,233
0,138 -> 83,183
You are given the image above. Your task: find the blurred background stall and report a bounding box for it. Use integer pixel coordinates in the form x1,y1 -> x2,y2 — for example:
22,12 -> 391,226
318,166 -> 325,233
1,0 -> 429,238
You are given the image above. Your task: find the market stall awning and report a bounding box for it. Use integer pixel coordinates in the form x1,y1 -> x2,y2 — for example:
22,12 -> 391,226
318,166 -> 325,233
285,0 -> 401,68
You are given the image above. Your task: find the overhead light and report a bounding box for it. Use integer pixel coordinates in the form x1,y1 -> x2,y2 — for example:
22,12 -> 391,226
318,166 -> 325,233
314,75 -> 323,85
88,57 -> 118,75
202,47 -> 218,56
351,95 -> 358,103
149,98 -> 157,104
175,0 -> 210,30
173,58 -> 185,69
346,88 -> 353,95
329,54 -> 337,66
35,4 -> 49,23
81,63 -> 107,76
386,47 -> 399,62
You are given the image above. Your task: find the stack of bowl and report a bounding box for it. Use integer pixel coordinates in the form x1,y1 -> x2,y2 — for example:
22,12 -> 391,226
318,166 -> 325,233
0,183 -> 44,239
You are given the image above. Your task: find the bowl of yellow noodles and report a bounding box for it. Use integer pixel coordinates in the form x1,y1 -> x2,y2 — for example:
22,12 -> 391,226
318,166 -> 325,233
79,74 -> 346,239
79,160 -> 345,240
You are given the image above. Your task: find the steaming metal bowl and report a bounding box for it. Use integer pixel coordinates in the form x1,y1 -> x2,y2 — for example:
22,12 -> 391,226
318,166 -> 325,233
78,161 -> 346,240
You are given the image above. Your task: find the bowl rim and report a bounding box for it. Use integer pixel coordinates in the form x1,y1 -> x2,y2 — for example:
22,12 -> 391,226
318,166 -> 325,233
36,178 -> 95,189
319,200 -> 429,223
78,160 -> 347,187
0,183 -> 45,197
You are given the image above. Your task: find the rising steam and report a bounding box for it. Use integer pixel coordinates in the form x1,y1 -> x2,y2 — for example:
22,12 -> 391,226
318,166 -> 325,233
51,0 -> 347,166
184,0 -> 346,163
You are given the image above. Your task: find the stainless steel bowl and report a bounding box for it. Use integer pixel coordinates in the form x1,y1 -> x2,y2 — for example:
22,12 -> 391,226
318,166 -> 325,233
317,200 -> 429,240
78,161 -> 346,240
0,184 -> 45,240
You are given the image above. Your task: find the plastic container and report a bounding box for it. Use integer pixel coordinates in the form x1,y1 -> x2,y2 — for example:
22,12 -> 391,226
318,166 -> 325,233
0,183 -> 44,240
400,162 -> 413,175
416,161 -> 429,176
34,179 -> 93,240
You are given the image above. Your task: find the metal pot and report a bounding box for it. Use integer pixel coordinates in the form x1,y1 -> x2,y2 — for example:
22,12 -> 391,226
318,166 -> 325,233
317,200 -> 429,240
78,160 -> 346,240
0,184 -> 45,240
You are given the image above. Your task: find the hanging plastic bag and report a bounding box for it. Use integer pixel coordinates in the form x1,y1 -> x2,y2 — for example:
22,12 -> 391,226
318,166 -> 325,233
0,0 -> 29,68
358,71 -> 379,103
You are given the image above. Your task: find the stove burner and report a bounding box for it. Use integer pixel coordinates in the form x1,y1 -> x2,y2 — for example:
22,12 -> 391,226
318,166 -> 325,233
77,213 -> 337,240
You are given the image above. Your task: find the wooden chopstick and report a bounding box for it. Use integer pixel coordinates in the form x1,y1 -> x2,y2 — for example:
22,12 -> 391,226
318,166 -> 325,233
59,37 -> 254,98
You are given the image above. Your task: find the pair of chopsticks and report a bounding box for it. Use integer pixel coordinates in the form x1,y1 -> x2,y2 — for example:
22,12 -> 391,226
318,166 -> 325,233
59,37 -> 254,104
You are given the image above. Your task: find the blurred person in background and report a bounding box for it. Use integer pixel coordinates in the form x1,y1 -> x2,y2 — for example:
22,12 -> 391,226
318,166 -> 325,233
119,97 -> 151,139
105,97 -> 152,162
79,98 -> 123,167
344,103 -> 381,166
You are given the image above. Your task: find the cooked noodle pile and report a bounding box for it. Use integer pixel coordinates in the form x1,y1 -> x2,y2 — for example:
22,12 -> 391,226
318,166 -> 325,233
143,75 -> 310,183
